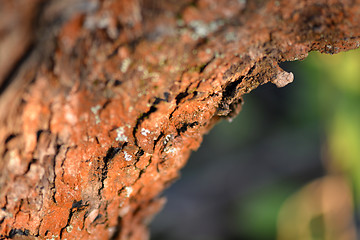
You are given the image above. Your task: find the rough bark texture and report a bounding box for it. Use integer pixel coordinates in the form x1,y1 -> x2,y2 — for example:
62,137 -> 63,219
0,0 -> 359,239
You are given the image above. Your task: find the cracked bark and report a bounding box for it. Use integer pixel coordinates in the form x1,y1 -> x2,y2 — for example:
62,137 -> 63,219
0,0 -> 360,239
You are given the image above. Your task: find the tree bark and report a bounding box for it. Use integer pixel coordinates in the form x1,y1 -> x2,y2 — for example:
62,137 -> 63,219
0,0 -> 359,239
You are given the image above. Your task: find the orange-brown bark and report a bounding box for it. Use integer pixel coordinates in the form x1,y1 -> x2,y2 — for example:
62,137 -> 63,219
0,0 -> 359,239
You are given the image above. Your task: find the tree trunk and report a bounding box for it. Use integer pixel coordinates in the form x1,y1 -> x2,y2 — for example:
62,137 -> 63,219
0,0 -> 359,239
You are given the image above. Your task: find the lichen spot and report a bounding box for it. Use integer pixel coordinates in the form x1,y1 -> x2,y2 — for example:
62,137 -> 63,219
121,58 -> 131,73
163,134 -> 172,145
66,225 -> 73,233
91,105 -> 101,124
123,151 -> 132,161
165,147 -> 177,154
125,186 -> 133,197
141,128 -> 150,136
46,235 -> 59,240
115,127 -> 128,142
90,105 -> 101,114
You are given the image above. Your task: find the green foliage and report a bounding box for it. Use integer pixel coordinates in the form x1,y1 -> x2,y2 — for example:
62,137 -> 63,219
233,48 -> 360,239
307,50 -> 360,204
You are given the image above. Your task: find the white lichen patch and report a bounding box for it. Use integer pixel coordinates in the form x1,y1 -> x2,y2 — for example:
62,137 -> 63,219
66,225 -> 73,233
225,32 -> 237,42
189,20 -> 225,40
165,147 -> 177,154
163,134 -> 172,145
115,127 -> 128,142
123,151 -> 132,161
90,105 -> 101,114
137,65 -> 160,81
141,128 -> 151,136
125,186 -> 133,197
46,235 -> 59,240
272,71 -> 294,88
121,58 -> 132,73
214,51 -> 225,59
91,105 -> 101,124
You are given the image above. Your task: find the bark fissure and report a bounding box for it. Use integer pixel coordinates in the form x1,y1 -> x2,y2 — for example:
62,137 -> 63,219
8,228 -> 30,239
59,200 -> 89,239
176,122 -> 199,135
98,145 -> 125,196
133,104 -> 158,147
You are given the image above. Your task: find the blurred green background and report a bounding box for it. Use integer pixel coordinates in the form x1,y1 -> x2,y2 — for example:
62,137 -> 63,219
151,49 -> 360,240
